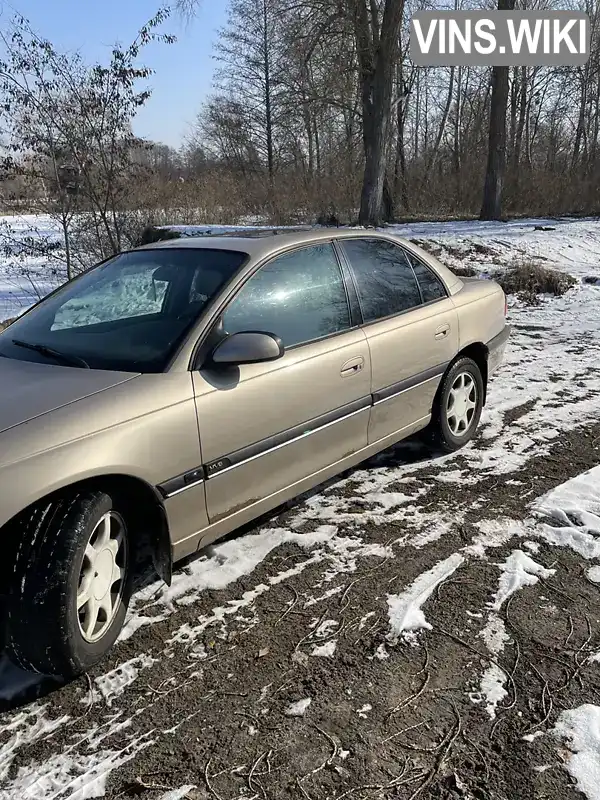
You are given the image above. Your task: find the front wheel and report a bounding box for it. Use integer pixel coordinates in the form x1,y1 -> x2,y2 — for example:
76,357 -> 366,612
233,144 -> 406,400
5,490 -> 132,678
426,357 -> 484,453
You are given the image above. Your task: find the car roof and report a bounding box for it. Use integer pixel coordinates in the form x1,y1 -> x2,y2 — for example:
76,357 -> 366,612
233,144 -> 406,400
137,228 -> 413,258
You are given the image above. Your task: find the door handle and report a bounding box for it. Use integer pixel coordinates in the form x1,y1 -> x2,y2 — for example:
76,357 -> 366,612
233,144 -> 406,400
341,356 -> 365,377
435,324 -> 450,340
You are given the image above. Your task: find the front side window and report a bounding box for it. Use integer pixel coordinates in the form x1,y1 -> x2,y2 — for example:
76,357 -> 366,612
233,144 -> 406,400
341,239 -> 422,323
222,243 -> 351,348
404,251 -> 447,303
0,248 -> 247,372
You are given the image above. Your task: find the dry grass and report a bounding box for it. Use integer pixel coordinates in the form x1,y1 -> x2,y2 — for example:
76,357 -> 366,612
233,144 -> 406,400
494,261 -> 577,304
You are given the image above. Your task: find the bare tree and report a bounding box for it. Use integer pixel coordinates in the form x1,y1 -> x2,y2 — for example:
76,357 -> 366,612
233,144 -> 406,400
0,9 -> 174,296
210,0 -> 285,214
480,0 -> 516,220
348,0 -> 404,225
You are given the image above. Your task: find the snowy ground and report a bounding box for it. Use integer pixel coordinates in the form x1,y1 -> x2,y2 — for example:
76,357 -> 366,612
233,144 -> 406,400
2,215 -> 600,799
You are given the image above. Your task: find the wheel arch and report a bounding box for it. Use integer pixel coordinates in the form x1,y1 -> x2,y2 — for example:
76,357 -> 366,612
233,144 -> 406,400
0,473 -> 172,588
455,342 -> 489,405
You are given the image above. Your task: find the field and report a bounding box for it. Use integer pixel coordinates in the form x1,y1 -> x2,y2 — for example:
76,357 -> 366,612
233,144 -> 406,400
1,215 -> 600,800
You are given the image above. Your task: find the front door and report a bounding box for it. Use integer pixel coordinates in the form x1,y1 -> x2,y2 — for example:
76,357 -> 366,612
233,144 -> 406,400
338,238 -> 459,445
193,242 -> 371,524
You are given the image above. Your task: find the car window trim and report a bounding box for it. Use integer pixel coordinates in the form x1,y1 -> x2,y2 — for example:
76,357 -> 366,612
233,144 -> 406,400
193,240 -> 356,363
401,247 -> 449,302
332,240 -> 363,327
339,237 -> 426,326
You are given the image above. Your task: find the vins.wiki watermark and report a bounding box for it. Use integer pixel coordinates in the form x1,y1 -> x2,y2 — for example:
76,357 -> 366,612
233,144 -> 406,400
410,11 -> 590,66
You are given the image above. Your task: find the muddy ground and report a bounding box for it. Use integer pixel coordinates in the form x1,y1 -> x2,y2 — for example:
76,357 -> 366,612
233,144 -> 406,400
2,431 -> 600,799
2,309 -> 600,800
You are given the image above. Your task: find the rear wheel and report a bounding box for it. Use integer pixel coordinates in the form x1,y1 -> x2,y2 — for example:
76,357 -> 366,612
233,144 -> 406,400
427,357 -> 484,453
5,490 -> 132,678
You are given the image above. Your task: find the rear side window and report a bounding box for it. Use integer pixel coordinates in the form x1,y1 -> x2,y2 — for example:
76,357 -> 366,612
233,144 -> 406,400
341,239 -> 422,323
222,243 -> 351,348
404,251 -> 447,303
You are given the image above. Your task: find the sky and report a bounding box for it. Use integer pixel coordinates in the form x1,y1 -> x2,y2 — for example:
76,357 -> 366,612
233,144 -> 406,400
3,0 -> 228,148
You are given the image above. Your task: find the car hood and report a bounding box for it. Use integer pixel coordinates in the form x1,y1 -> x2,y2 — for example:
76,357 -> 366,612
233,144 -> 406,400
0,356 -> 138,435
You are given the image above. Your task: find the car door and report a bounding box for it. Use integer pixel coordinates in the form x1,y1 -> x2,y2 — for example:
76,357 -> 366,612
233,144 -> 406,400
192,242 -> 371,525
338,238 -> 459,445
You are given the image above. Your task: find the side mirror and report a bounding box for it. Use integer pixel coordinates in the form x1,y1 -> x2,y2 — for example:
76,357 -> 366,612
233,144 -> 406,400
210,331 -> 284,366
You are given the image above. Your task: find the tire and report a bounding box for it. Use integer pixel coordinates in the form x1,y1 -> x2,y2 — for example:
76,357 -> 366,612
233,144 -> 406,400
426,356 -> 484,453
5,490 -> 132,678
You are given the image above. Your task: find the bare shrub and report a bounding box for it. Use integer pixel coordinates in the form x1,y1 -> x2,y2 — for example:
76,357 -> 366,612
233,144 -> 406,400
494,261 -> 577,301
135,226 -> 183,247
449,264 -> 478,277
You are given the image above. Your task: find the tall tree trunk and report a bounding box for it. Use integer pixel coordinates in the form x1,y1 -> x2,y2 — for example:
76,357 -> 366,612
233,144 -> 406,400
513,67 -> 527,170
509,67 -> 518,168
453,66 -> 462,204
589,76 -> 600,172
414,68 -> 420,161
394,90 -> 409,211
480,0 -> 515,220
262,0 -> 274,193
351,0 -> 404,226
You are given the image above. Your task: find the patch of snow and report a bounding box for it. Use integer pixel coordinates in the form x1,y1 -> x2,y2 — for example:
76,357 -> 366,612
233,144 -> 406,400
375,644 -> 389,660
477,551 -> 554,719
435,469 -> 467,483
531,467 -> 600,560
409,516 -> 464,549
292,651 -> 309,666
6,733 -> 154,799
463,519 -> 526,559
88,654 -> 156,706
358,612 -> 376,630
387,554 -> 464,643
523,730 -> 545,742
480,664 -> 509,719
587,566 -> 600,583
157,787 -> 197,800
0,703 -> 70,780
552,705 -> 600,800
311,640 -> 337,658
535,465 -> 600,526
303,587 -> 343,607
492,550 -> 556,611
285,698 -> 312,717
479,614 -> 510,656
314,619 -> 339,638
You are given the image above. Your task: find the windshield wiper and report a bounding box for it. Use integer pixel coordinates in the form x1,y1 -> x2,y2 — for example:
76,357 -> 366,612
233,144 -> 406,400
12,339 -> 90,369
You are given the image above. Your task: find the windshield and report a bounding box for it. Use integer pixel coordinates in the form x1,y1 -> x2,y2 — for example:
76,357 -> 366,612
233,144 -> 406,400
0,248 -> 247,372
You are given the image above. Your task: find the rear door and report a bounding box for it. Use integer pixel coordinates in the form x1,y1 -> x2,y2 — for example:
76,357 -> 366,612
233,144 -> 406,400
338,238 -> 459,445
193,242 -> 371,524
